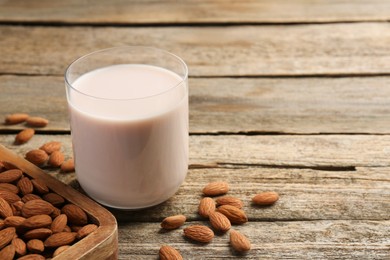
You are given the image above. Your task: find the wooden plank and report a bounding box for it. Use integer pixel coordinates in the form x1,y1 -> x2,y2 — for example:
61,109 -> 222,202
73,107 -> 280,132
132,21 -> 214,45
117,221 -> 390,259
2,75 -> 390,134
2,23 -> 390,76
0,135 -> 389,221
1,1 -> 390,24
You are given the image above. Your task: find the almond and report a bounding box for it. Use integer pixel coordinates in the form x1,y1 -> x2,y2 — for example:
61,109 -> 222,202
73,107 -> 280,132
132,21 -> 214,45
159,245 -> 183,260
160,215 -> 186,230
4,216 -> 26,228
22,215 -> 52,229
26,117 -> 49,128
51,214 -> 67,234
202,181 -> 229,196
0,219 -> 4,230
22,194 -> 41,203
252,192 -> 279,206
0,169 -> 23,183
22,200 -> 54,218
209,211 -> 231,232
0,183 -> 19,194
0,244 -> 15,260
13,201 -> 24,211
229,229 -> 251,252
15,129 -> 35,145
44,232 -> 76,247
198,197 -> 216,218
17,177 -> 34,196
12,237 -> 27,256
63,225 -> 71,232
1,162 -> 18,170
0,162 -> 4,172
0,227 -> 16,250
217,205 -> 248,224
0,190 -> 21,204
183,225 -> 214,243
25,150 -> 48,167
42,193 -> 64,207
10,203 -> 20,216
39,141 -> 61,154
17,254 -> 45,260
216,196 -> 244,209
0,197 -> 13,218
30,179 -> 49,195
60,159 -> 75,173
50,207 -> 61,219
53,245 -> 70,257
61,204 -> 87,225
70,225 -> 83,232
24,228 -> 52,240
5,113 -> 29,125
48,151 -> 65,168
26,239 -> 44,254
76,224 -> 98,239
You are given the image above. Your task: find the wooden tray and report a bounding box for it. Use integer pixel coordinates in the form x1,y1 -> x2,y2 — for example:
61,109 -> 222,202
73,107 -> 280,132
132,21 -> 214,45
0,144 -> 118,259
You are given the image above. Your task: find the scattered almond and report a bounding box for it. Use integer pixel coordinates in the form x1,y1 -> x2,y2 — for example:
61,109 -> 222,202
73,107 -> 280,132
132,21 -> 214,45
76,224 -> 98,239
60,159 -> 75,173
183,225 -> 214,243
229,229 -> 251,253
15,129 -> 35,145
61,204 -> 87,226
44,232 -> 77,247
27,239 -> 44,254
25,150 -> 49,167
51,214 -> 67,234
48,151 -> 65,167
26,117 -> 49,128
0,197 -> 13,218
31,179 -> 49,195
159,245 -> 183,260
5,113 -> 29,125
161,215 -> 186,230
217,205 -> 248,225
53,245 -> 70,257
198,197 -> 216,218
216,196 -> 244,209
0,243 -> 15,260
22,200 -> 54,218
202,181 -> 229,196
0,227 -> 16,250
39,141 -> 61,154
12,237 -> 27,256
252,192 -> 279,206
0,169 -> 23,183
18,177 -> 34,195
209,211 -> 231,233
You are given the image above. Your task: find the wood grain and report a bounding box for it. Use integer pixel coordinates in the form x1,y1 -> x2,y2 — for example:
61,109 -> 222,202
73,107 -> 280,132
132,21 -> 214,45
2,75 -> 390,134
2,23 -> 390,76
1,0 -> 390,24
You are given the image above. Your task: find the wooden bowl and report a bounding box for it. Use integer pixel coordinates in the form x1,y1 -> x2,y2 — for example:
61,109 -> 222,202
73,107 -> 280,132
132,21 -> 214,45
0,144 -> 118,259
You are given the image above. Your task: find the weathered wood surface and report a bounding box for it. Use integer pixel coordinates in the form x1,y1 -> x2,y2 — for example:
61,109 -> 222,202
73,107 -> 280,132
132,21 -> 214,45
1,0 -> 390,24
2,23 -> 390,76
2,75 -> 390,134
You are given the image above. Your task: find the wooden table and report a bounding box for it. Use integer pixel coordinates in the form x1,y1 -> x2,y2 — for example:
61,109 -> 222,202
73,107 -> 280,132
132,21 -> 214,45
1,1 -> 389,259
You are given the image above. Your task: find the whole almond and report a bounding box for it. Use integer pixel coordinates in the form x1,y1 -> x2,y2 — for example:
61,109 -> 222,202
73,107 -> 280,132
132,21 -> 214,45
15,129 -> 35,145
230,229 -> 251,252
202,181 -> 229,196
22,200 -> 54,218
42,193 -> 64,207
0,169 -> 23,183
22,194 -> 41,203
159,245 -> 183,260
23,228 -> 52,240
1,162 -> 18,170
25,150 -> 48,167
22,214 -> 52,229
39,141 -> 61,154
161,215 -> 186,230
13,201 -> 24,211
12,237 -> 27,256
48,151 -> 65,167
0,197 -> 13,218
61,204 -> 88,225
44,232 -> 77,247
4,216 -> 26,228
26,117 -> 49,127
60,159 -> 75,173
53,245 -> 70,257
216,196 -> 244,209
76,224 -> 98,239
17,254 -> 45,260
30,179 -> 49,195
26,239 -> 44,254
0,183 -> 19,194
17,177 -> 34,195
0,190 -> 21,204
217,205 -> 248,224
0,227 -> 16,250
183,225 -> 214,243
51,214 -> 67,234
0,244 -> 15,260
198,197 -> 216,218
5,113 -> 29,125
209,211 -> 231,232
252,192 -> 279,206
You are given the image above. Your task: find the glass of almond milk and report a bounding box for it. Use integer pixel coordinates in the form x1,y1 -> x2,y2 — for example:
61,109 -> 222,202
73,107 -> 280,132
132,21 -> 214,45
65,46 -> 188,209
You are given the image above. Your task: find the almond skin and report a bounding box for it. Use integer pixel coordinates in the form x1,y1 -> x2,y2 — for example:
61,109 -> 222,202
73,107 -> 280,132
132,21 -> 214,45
0,244 -> 15,260
30,179 -> 49,195
198,197 -> 216,218
5,113 -> 29,125
17,177 -> 34,196
44,232 -> 77,247
22,200 -> 54,218
0,183 -> 19,194
53,245 -> 70,257
23,228 -> 52,240
26,117 -> 49,127
12,237 -> 27,256
61,204 -> 88,225
160,215 -> 186,230
202,181 -> 229,196
4,216 -> 26,228
0,227 -> 16,250
25,150 -> 48,167
22,194 -> 41,203
14,129 -> 35,145
51,214 -> 67,234
60,159 -> 75,173
22,214 -> 52,229
216,196 -> 244,209
42,193 -> 65,207
26,239 -> 44,254
159,245 -> 183,260
252,192 -> 279,206
209,211 -> 231,233
217,205 -> 248,225
183,225 -> 214,243
76,224 -> 98,239
230,229 -> 251,252
0,169 -> 23,183
48,151 -> 65,167
39,141 -> 61,154
0,197 -> 13,218
0,190 -> 21,204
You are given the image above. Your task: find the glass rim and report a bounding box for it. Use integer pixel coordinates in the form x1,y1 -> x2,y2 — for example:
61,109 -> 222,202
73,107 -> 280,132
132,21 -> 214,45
64,46 -> 188,101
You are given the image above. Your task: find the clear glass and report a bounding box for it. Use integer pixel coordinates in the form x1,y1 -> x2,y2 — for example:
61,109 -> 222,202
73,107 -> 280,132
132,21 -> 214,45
65,46 -> 188,209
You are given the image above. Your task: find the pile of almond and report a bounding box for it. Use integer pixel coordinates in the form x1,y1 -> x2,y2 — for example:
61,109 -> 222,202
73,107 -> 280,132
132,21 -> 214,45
159,181 -> 279,259
0,162 -> 97,259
